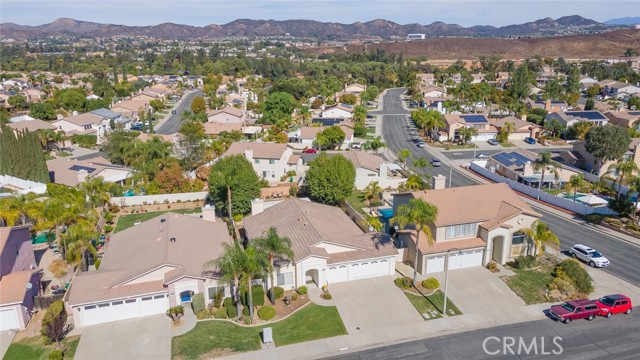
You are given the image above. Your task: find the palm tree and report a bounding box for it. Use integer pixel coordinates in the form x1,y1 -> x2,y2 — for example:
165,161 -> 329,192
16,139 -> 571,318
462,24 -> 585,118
609,159 -> 639,198
412,157 -> 429,172
521,220 -> 559,256
563,173 -> 585,202
363,181 -> 383,208
363,136 -> 386,154
0,194 -> 45,227
241,245 -> 268,319
390,198 -> 438,284
362,215 -> 384,232
626,175 -> 640,218
79,176 -> 112,209
64,214 -> 99,270
499,121 -> 515,143
203,243 -> 246,319
422,110 -> 446,142
298,106 -> 312,126
458,127 -> 478,145
209,169 -> 240,241
532,152 -> 560,190
254,227 -> 294,305
397,149 -> 411,169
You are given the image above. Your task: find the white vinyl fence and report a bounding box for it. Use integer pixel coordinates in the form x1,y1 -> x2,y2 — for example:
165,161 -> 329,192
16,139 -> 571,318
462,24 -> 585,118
470,163 -> 617,216
111,191 -> 208,206
0,175 -> 48,195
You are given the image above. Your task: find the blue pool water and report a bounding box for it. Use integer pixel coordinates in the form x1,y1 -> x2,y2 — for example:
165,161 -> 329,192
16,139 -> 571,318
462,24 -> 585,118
32,232 -> 55,244
123,189 -> 135,197
378,208 -> 393,219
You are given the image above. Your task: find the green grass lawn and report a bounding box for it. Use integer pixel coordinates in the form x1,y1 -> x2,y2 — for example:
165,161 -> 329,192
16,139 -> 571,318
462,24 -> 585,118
4,335 -> 80,360
344,191 -> 368,215
114,208 -> 202,233
504,268 -> 554,304
404,290 -> 462,319
171,304 -> 346,359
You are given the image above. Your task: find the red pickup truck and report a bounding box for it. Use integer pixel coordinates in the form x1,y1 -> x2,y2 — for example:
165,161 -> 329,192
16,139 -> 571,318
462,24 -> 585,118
548,299 -> 600,324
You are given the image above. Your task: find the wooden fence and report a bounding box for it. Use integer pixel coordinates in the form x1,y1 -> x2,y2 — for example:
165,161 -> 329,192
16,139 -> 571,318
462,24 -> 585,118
34,294 -> 64,310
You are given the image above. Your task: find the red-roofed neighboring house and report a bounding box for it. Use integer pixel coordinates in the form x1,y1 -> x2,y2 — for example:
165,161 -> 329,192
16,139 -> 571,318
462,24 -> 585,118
0,226 -> 41,331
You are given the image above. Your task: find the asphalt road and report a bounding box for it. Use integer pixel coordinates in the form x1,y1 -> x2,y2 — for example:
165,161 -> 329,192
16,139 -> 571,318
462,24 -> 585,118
443,148 -> 562,161
378,88 -> 640,287
324,312 -> 640,360
155,90 -> 203,134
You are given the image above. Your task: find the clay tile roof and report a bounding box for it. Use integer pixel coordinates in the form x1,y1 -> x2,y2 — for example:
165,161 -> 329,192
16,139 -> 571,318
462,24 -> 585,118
226,142 -> 287,160
287,155 -> 301,165
7,119 -> 56,132
208,106 -> 243,118
0,225 -> 31,255
339,151 -> 384,172
399,231 -> 486,254
203,122 -> 243,135
0,270 -> 38,305
56,112 -> 103,126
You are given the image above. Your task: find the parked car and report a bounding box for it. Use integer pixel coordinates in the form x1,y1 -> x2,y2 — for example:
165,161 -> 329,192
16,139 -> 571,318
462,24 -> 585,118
476,153 -> 489,159
548,299 -> 600,324
431,158 -> 442,167
416,142 -> 426,148
52,288 -> 66,295
131,123 -> 143,131
302,148 -> 318,154
351,142 -> 361,150
569,244 -> 610,267
595,294 -> 633,317
487,139 -> 500,146
524,137 -> 536,144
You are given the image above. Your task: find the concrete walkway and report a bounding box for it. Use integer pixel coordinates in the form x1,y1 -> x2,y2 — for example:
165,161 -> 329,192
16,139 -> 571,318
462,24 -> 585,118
0,330 -> 16,359
307,286 -> 335,306
172,309 -> 197,337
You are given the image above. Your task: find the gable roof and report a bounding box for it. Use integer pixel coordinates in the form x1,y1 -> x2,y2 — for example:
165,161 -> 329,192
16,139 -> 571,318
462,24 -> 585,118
46,157 -> 131,187
226,142 -> 287,160
7,119 -> 56,132
396,183 -> 541,227
55,112 -> 103,126
339,151 -> 384,172
0,269 -> 39,305
208,106 -> 243,118
0,225 -> 31,258
492,116 -> 539,131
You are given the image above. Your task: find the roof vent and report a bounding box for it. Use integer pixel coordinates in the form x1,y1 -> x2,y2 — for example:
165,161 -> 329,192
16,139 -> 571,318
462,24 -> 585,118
160,218 -> 166,223
170,237 -> 176,242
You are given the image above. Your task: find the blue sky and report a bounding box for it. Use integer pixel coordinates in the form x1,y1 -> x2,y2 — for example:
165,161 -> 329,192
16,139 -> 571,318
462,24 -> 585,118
1,0 -> 637,27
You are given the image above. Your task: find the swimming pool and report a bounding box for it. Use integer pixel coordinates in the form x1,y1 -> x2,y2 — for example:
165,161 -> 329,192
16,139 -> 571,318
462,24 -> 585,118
378,208 -> 393,219
32,232 -> 55,244
123,189 -> 135,197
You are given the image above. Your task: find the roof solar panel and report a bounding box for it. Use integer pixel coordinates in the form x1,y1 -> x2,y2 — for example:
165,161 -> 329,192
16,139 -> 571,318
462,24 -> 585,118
69,165 -> 96,173
629,111 -> 640,116
565,111 -> 606,121
508,152 -> 534,166
494,153 -> 513,166
461,115 -> 488,123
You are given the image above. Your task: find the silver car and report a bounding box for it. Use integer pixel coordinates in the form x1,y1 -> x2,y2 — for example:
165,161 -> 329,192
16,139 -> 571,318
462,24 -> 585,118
569,244 -> 610,267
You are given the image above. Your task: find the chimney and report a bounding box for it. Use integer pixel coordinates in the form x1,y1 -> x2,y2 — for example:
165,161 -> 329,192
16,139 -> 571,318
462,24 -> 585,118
523,161 -> 534,176
201,204 -> 216,222
432,174 -> 446,190
545,99 -> 551,111
251,198 -> 264,216
77,169 -> 88,184
379,163 -> 389,177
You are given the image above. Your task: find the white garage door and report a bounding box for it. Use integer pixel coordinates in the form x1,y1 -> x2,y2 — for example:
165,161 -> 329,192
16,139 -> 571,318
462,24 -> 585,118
425,250 -> 483,273
425,255 -> 445,274
0,309 -> 20,331
327,265 -> 348,284
140,294 -> 169,316
473,133 -> 496,142
81,294 -> 169,327
349,259 -> 390,281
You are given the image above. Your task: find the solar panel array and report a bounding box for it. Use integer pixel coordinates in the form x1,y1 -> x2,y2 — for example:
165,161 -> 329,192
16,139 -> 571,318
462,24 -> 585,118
629,111 -> 640,116
492,151 -> 534,167
69,165 -> 97,173
461,115 -> 488,123
565,111 -> 606,120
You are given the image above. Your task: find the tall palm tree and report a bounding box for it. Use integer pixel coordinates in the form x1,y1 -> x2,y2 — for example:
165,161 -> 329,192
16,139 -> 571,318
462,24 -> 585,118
390,198 -> 438,284
422,110 -> 446,142
563,173 -> 585,203
241,245 -> 268,319
79,176 -> 112,209
0,194 -> 44,227
209,168 -> 240,241
609,159 -> 639,198
412,157 -> 429,172
458,126 -> 478,145
363,136 -> 386,154
626,175 -> 640,217
64,213 -> 99,270
363,181 -> 383,208
298,106 -> 312,126
397,149 -> 411,169
254,227 -> 294,305
521,220 -> 559,257
532,152 -> 560,190
203,243 -> 246,319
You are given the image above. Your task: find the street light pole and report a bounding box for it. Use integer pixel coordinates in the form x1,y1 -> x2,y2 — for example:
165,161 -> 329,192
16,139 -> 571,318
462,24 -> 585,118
443,248 -> 459,316
473,141 -> 477,160
448,166 -> 452,188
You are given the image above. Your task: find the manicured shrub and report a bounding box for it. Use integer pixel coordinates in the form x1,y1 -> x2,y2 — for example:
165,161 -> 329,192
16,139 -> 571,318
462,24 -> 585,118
291,292 -> 298,301
213,289 -> 224,308
94,259 -> 101,270
354,124 -> 367,137
555,259 -> 593,294
394,276 -> 413,289
241,285 -> 265,306
223,297 -> 233,309
257,306 -> 276,321
486,261 -> 497,271
191,293 -> 205,314
296,286 -> 308,295
321,292 -> 333,300
421,277 -> 440,289
41,300 -> 67,345
272,286 -> 285,299
242,306 -> 250,316
196,309 -> 211,320
226,305 -> 238,319
584,214 -> 603,224
214,307 -> 228,319
48,350 -> 63,360
515,255 -> 537,269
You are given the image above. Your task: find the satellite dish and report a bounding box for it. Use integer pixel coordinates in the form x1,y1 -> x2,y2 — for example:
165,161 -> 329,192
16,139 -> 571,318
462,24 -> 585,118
369,226 -> 374,232
26,283 -> 33,290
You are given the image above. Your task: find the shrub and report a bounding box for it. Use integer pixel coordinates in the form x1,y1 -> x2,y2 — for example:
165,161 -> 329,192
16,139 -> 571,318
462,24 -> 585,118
555,259 -> 594,294
103,225 -> 113,234
242,306 -> 250,316
354,124 -> 367,137
226,305 -> 238,319
71,134 -> 97,148
241,285 -> 265,306
394,276 -> 413,289
296,286 -> 308,295
487,261 -> 497,271
321,292 -> 333,300
214,307 -> 228,319
94,259 -> 101,270
191,293 -> 205,314
257,306 -> 276,320
196,309 -> 211,320
48,350 -> 63,360
421,277 -> 440,289
515,255 -> 537,269
272,286 -> 285,299
584,214 -> 603,224
213,289 -> 224,308
291,292 -> 298,301
41,300 -> 67,345
223,297 -> 233,309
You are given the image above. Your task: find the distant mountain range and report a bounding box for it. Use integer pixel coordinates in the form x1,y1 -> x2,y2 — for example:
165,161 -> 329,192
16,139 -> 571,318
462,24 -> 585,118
604,17 -> 640,25
0,16 -> 619,40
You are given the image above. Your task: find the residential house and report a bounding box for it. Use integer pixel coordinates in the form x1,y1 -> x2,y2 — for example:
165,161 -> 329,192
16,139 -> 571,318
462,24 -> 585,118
340,151 -> 405,190
561,139 -> 640,176
416,73 -> 436,86
110,99 -> 150,121
525,99 -> 568,112
579,75 -> 598,90
491,116 -> 542,140
471,74 -> 485,84
207,107 -> 246,124
545,110 -> 609,127
21,88 -> 43,103
203,123 -> 244,136
488,149 -> 575,188
51,109 -> 131,142
599,80 -> 640,99
0,226 -> 41,331
420,86 -> 447,99
443,114 -> 497,142
243,198 -> 397,288
7,119 -> 57,134
225,142 -> 302,184
289,125 -> 354,150
47,157 -> 132,187
66,211 -> 231,328
604,111 -> 640,129
319,103 -> 353,119
392,183 -> 542,274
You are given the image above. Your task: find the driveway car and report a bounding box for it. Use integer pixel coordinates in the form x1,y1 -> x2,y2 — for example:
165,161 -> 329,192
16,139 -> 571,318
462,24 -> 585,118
524,137 -> 536,144
351,142 -> 361,150
570,244 -> 610,267
131,123 -> 143,131
431,158 -> 442,167
416,142 -> 426,148
487,139 -> 500,146
548,299 -> 599,324
302,148 -> 318,154
476,153 -> 489,159
595,294 -> 633,317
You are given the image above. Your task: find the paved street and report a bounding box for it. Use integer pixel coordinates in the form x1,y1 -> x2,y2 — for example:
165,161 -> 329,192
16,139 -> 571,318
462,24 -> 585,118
323,312 -> 640,360
155,90 -> 203,134
377,88 -> 640,288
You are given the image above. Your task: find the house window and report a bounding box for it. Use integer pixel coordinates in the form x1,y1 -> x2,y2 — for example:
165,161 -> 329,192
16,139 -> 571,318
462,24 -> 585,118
208,286 -> 224,299
277,272 -> 293,286
269,159 -> 275,165
511,231 -> 526,245
254,159 -> 260,164
97,303 -> 110,308
141,297 -> 152,301
445,223 -> 477,239
112,301 -> 123,306
84,305 -> 96,310
125,299 -> 136,304
83,124 -> 92,130
154,295 -> 165,299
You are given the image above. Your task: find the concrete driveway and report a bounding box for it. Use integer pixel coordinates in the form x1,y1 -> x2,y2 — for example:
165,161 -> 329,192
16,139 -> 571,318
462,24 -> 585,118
0,330 -> 16,359
74,315 -> 171,360
329,276 -> 423,336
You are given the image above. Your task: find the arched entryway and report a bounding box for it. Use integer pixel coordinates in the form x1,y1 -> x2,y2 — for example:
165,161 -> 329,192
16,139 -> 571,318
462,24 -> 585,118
305,269 -> 319,287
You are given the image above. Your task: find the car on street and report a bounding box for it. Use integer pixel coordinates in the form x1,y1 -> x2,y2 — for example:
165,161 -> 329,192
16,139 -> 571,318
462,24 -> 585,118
487,138 -> 500,146
131,123 -> 143,131
595,294 -> 633,317
524,137 -> 536,144
569,244 -> 610,267
548,299 -> 600,324
431,158 -> 441,167
366,114 -> 374,119
476,153 -> 489,159
351,142 -> 361,150
302,148 -> 318,154
416,142 -> 426,148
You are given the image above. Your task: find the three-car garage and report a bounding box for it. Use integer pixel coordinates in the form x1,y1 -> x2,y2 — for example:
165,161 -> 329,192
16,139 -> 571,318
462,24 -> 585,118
77,293 -> 169,327
326,257 -> 395,284
424,249 -> 484,274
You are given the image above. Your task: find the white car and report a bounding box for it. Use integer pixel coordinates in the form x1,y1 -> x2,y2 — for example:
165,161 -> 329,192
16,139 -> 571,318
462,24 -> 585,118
569,244 -> 610,267
476,153 -> 489,159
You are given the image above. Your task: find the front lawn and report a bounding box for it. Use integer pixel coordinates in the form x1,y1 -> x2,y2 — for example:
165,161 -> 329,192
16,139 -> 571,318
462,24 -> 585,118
4,335 -> 80,360
404,290 -> 462,319
503,267 -> 554,304
114,208 -> 201,233
171,304 -> 346,359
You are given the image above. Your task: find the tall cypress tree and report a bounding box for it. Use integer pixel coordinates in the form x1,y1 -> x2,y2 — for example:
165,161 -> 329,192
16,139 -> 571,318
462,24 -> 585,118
0,125 -> 49,183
